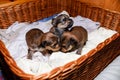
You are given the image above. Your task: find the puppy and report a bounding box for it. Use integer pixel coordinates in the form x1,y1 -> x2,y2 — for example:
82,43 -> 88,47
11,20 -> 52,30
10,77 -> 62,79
61,26 -> 88,54
50,14 -> 73,37
25,28 -> 44,59
40,32 -> 61,56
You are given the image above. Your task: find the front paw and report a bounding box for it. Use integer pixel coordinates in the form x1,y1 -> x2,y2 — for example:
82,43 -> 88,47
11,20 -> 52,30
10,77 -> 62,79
76,50 -> 81,55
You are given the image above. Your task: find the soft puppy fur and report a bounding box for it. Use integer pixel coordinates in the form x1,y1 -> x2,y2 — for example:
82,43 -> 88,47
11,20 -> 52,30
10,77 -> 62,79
61,26 -> 88,54
26,28 -> 44,59
50,14 -> 73,37
40,32 -> 61,56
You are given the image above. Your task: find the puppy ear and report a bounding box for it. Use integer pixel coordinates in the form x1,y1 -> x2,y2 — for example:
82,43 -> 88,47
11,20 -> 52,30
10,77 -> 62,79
67,19 -> 73,28
51,18 -> 56,26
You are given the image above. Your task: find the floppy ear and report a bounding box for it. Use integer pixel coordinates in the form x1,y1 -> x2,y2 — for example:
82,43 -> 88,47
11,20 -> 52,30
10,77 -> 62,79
67,19 -> 73,28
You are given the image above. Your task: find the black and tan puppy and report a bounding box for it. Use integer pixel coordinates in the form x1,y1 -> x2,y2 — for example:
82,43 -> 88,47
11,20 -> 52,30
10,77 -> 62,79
26,28 -> 44,59
50,14 -> 73,37
40,32 -> 61,56
61,26 -> 88,54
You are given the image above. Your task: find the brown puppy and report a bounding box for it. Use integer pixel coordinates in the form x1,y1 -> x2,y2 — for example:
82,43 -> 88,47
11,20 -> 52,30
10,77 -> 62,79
50,14 -> 73,37
40,32 -> 61,56
25,28 -> 44,59
61,26 -> 88,54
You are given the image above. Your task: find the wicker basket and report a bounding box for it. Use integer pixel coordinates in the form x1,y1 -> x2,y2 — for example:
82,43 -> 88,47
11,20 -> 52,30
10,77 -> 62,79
0,0 -> 120,80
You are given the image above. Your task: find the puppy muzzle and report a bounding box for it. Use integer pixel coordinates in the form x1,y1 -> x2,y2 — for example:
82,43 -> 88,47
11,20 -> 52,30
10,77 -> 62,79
61,45 -> 73,53
46,44 -> 60,51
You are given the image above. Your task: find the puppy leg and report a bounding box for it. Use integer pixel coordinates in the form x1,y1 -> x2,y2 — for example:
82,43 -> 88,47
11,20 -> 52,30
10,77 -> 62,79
76,44 -> 84,55
27,48 -> 34,59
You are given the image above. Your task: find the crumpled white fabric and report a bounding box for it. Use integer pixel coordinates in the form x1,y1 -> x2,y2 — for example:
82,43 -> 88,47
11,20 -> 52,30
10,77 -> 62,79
71,16 -> 100,33
0,11 -> 117,75
16,57 -> 52,75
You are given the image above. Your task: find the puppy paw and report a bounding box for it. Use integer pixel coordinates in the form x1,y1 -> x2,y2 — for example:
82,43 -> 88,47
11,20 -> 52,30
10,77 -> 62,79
76,50 -> 81,55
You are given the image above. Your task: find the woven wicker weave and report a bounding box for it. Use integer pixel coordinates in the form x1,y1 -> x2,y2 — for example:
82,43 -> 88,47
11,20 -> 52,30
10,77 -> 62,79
0,0 -> 120,80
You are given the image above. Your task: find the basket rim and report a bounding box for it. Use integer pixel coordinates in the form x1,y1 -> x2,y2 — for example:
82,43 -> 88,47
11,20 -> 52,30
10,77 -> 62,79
0,0 -> 120,79
77,0 -> 120,15
0,0 -> 120,15
0,0 -> 37,8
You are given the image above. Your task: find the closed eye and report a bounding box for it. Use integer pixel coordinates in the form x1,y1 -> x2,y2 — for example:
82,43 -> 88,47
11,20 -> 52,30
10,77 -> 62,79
62,46 -> 66,49
63,18 -> 66,21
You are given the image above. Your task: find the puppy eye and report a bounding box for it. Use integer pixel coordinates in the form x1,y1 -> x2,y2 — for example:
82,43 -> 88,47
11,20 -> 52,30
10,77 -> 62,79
48,42 -> 52,46
63,46 -> 66,47
62,45 -> 67,49
63,18 -> 66,21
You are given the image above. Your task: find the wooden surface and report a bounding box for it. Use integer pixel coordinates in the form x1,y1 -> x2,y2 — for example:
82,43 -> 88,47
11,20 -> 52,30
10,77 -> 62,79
0,0 -> 120,12
0,0 -> 11,4
0,0 -> 14,4
80,0 -> 120,12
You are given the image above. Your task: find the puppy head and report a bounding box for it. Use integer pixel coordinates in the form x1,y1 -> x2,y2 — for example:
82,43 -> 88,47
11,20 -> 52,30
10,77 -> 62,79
61,32 -> 78,53
25,28 -> 44,59
26,28 -> 44,51
52,14 -> 73,29
40,32 -> 61,52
